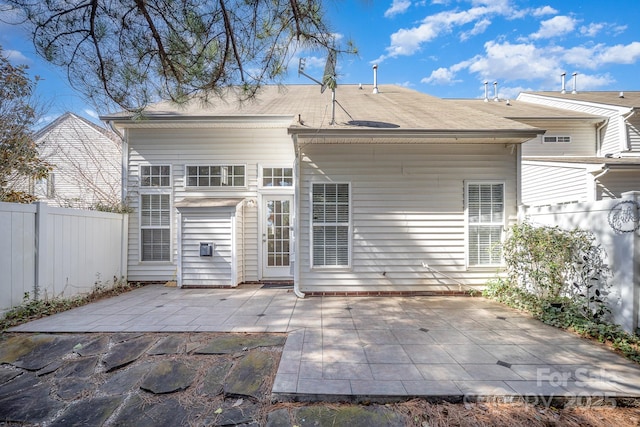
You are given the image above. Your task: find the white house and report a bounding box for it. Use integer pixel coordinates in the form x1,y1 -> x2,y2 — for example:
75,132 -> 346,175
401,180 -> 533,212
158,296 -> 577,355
102,85 -> 544,294
31,112 -> 122,209
515,91 -> 640,205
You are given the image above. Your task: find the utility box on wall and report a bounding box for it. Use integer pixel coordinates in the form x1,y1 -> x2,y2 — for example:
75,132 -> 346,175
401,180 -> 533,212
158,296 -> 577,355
176,197 -> 245,287
200,242 -> 213,257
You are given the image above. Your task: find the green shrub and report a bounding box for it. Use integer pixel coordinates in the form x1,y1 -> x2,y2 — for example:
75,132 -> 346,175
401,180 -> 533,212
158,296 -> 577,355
483,222 -> 639,364
502,222 -> 610,321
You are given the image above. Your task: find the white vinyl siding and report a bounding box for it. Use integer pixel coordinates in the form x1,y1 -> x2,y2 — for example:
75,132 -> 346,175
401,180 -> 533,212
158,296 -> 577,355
311,183 -> 350,268
520,120 -> 596,157
627,115 -> 640,152
466,183 -> 504,267
516,93 -> 626,156
521,162 -> 589,205
140,194 -> 171,261
297,143 -> 518,293
126,126 -> 294,282
178,205 -> 243,287
596,171 -> 640,200
27,113 -> 121,209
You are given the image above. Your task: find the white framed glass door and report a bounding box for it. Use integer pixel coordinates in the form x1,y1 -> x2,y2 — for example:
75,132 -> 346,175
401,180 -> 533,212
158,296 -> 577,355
262,195 -> 293,278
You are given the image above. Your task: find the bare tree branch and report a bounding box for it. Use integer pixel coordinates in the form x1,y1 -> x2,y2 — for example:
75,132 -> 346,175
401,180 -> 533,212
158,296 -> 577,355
5,0 -> 346,112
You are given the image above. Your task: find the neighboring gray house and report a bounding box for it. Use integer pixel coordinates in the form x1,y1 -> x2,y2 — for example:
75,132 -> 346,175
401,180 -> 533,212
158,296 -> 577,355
515,91 -> 640,205
31,112 -> 122,209
102,85 -> 543,294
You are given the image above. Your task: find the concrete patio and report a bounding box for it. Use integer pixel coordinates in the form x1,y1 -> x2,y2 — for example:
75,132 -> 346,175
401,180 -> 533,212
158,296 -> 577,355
10,283 -> 640,402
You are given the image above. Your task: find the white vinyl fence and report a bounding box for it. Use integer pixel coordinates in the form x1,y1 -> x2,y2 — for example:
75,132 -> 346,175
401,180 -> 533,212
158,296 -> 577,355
519,191 -> 640,334
1,201 -> 127,314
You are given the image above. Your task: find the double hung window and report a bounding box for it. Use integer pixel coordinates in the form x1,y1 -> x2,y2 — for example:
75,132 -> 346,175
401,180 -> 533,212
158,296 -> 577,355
140,165 -> 171,261
312,183 -> 350,267
467,182 -> 504,266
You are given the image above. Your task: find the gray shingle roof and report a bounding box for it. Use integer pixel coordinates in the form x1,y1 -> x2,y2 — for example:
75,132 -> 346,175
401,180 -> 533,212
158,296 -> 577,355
103,84 -> 540,132
522,91 -> 640,109
449,99 -> 605,121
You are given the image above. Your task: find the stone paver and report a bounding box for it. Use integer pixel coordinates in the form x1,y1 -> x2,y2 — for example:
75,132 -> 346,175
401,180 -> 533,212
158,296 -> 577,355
9,284 -> 640,403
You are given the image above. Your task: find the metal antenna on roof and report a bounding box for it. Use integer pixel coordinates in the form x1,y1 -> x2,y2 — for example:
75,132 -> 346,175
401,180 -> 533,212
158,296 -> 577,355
298,49 -> 338,124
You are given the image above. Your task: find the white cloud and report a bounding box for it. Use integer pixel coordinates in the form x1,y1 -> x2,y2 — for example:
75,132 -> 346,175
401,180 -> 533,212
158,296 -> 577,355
532,6 -> 557,17
580,23 -> 604,37
460,18 -> 491,41
529,15 -> 577,40
595,41 -> 640,65
421,67 -> 460,85
384,0 -> 412,18
4,49 -> 30,64
563,41 -> 640,69
497,85 -> 535,100
379,4 -> 504,61
466,40 -> 559,81
571,73 -> 615,90
84,109 -> 99,120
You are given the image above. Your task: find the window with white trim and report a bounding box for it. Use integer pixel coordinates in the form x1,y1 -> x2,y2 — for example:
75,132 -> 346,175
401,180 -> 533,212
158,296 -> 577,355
141,165 -> 171,187
543,135 -> 571,143
467,182 -> 504,266
312,183 -> 350,267
140,194 -> 171,261
186,165 -> 245,187
262,167 -> 293,187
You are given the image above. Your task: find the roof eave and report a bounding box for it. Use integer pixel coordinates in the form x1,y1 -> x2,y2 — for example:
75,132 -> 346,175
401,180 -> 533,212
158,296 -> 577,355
290,128 -> 544,144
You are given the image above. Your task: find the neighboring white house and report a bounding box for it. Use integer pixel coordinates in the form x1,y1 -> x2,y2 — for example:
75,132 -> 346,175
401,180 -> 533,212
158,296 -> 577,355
102,84 -> 543,293
515,91 -> 640,205
31,112 -> 122,209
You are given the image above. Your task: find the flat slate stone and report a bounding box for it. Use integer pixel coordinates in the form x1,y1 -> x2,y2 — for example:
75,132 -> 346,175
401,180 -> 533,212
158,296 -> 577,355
200,360 -> 233,396
55,377 -> 94,400
0,370 -> 39,395
195,334 -> 286,355
294,406 -> 407,427
111,394 -> 194,427
224,350 -> 275,400
75,335 -> 110,356
37,359 -> 64,376
0,367 -> 21,384
49,395 -> 123,427
140,360 -> 196,394
102,335 -> 157,372
213,401 -> 260,426
266,408 -> 293,427
55,356 -> 99,378
148,335 -> 185,355
1,334 -> 78,371
98,361 -> 153,395
0,382 -> 65,424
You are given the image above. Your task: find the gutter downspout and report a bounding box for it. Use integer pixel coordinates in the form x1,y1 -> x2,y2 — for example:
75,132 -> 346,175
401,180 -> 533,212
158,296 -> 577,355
622,110 -> 636,152
592,166 -> 610,200
293,138 -> 305,298
595,119 -> 608,157
107,120 -> 129,282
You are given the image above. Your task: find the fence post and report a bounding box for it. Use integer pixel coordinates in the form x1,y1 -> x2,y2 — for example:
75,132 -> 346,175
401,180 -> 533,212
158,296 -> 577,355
34,201 -> 48,301
621,191 -> 640,333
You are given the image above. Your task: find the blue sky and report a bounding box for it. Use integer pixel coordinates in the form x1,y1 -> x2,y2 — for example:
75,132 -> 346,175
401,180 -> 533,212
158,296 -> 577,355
1,0 -> 639,126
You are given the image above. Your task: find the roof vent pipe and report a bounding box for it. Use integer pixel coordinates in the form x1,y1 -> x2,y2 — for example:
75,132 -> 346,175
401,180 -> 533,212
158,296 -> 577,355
571,72 -> 578,94
493,81 -> 499,102
560,72 -> 566,94
372,64 -> 379,94
483,81 -> 489,102
619,91 -> 625,98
